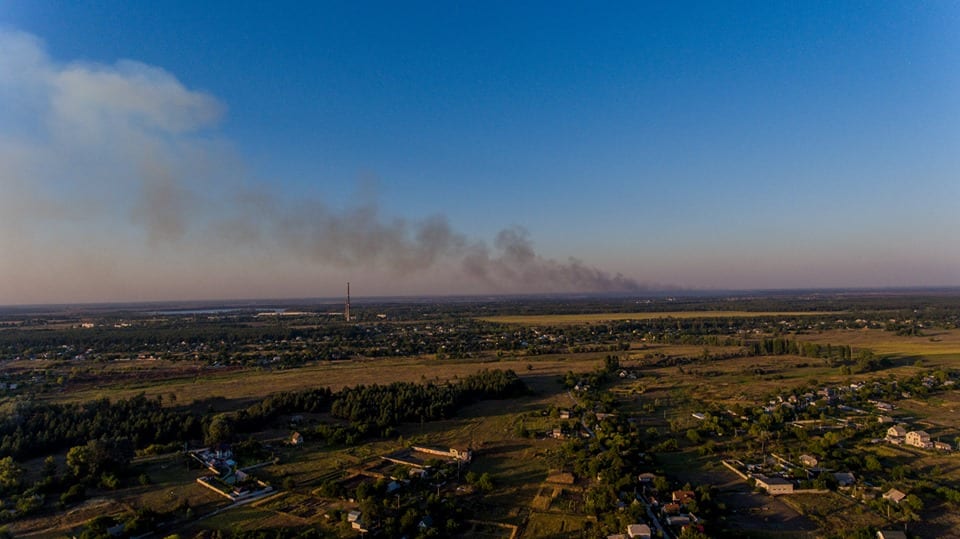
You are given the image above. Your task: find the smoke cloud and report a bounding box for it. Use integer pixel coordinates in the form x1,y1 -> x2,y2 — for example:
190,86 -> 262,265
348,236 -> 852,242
0,30 -> 642,303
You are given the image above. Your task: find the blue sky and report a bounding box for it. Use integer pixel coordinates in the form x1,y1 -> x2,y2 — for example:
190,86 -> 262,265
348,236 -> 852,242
1,1 -> 958,303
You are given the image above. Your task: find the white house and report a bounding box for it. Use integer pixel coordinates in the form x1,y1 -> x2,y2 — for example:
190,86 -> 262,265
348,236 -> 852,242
754,475 -> 794,495
905,430 -> 933,449
626,523 -> 652,539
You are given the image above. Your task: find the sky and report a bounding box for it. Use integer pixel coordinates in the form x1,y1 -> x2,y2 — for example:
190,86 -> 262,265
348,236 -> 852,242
1,1 -> 958,304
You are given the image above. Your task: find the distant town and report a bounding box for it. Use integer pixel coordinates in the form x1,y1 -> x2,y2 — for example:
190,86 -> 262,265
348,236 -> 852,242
0,291 -> 958,538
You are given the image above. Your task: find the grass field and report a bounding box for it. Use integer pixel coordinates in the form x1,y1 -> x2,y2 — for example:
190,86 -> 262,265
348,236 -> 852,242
45,354 -> 609,407
14,319 -> 960,537
479,311 -> 842,325
801,329 -> 960,368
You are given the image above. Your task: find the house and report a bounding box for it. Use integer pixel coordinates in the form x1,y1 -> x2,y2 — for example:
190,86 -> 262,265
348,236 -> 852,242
666,514 -> 691,526
754,474 -> 794,495
290,432 -> 303,446
833,472 -> 856,487
559,409 -> 571,419
347,510 -> 362,523
626,523 -> 652,538
934,441 -> 953,451
877,415 -> 894,424
882,488 -> 907,504
905,430 -> 933,449
876,531 -> 907,539
637,472 -> 657,484
662,502 -> 681,515
886,425 -> 907,444
672,490 -> 695,504
799,454 -> 818,468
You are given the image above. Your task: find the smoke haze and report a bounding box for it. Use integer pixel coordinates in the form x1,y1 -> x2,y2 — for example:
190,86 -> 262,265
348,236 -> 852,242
0,30 -> 642,304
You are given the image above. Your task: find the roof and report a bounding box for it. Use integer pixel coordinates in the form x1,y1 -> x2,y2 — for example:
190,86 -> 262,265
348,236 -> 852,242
833,472 -> 856,486
883,488 -> 907,502
876,531 -> 908,539
755,474 -> 792,485
627,523 -> 652,538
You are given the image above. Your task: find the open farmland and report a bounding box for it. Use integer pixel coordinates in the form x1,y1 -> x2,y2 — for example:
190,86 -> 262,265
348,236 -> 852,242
0,293 -> 959,538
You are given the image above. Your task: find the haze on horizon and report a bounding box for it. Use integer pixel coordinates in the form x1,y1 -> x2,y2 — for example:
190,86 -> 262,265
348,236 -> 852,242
1,2 -> 958,306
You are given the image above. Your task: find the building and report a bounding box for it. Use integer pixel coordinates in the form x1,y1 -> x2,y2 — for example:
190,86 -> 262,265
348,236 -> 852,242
672,490 -> 695,504
905,430 -> 933,449
882,488 -> 907,504
637,472 -> 658,484
876,531 -> 907,539
754,474 -> 794,495
626,523 -> 652,539
833,472 -> 856,487
934,440 -> 953,451
290,432 -> 303,446
877,415 -> 894,424
799,454 -> 818,468
409,445 -> 472,463
886,425 -> 906,444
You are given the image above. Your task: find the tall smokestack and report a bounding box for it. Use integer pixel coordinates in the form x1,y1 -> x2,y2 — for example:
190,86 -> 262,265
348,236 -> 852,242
345,282 -> 351,322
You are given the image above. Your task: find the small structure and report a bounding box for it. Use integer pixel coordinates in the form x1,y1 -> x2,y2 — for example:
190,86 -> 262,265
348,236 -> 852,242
626,523 -> 652,539
637,472 -> 658,484
290,431 -> 304,446
882,488 -> 907,504
410,445 -> 472,463
886,425 -> 906,444
799,454 -> 818,468
876,531 -> 908,539
906,430 -> 933,449
666,514 -> 690,526
418,515 -> 435,530
672,490 -> 695,504
877,415 -> 894,424
934,440 -> 953,451
834,472 -> 856,487
754,474 -> 794,495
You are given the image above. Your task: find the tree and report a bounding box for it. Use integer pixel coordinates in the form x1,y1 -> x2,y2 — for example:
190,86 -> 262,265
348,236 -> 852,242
66,444 -> 92,477
0,457 -> 22,491
42,456 -> 57,478
205,414 -> 234,445
476,473 -> 494,492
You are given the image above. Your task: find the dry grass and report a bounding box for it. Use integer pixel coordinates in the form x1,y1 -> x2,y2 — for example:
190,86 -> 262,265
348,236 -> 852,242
46,354 -> 607,407
799,328 -> 960,368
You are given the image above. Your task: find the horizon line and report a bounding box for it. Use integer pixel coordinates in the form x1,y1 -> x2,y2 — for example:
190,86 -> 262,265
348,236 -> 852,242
3,285 -> 960,312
